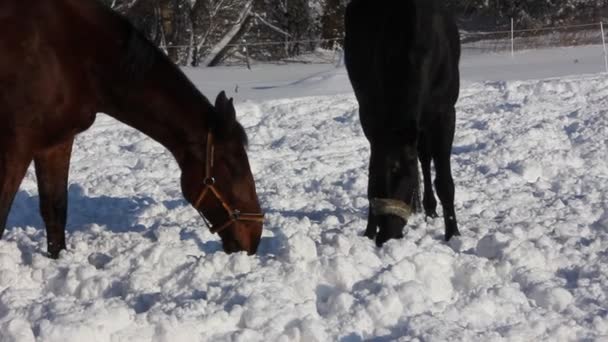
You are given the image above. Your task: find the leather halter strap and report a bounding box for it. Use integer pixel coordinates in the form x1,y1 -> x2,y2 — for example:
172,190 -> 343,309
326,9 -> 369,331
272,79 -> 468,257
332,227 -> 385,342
193,131 -> 264,234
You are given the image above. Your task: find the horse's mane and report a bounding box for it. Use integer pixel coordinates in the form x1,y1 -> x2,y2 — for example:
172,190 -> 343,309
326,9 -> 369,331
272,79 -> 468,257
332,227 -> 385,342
102,5 -> 247,146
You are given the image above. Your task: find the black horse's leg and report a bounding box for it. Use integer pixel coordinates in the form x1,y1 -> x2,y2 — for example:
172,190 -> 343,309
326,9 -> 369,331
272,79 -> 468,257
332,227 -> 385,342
34,138 -> 74,259
418,131 -> 438,219
364,206 -> 378,240
0,144 -> 33,240
364,148 -> 378,240
433,109 -> 460,241
375,142 -> 418,247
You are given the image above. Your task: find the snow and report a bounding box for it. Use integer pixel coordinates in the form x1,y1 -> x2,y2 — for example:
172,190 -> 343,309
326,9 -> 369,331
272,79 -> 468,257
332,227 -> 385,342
1,46 -> 608,341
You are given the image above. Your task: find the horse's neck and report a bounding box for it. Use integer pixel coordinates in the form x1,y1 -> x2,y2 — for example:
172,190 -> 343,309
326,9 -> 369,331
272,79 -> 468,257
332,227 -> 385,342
65,4 -> 217,168
103,60 -> 211,164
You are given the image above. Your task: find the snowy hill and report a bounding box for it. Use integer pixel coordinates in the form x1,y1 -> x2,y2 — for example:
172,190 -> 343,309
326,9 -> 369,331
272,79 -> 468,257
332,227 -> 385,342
1,47 -> 607,341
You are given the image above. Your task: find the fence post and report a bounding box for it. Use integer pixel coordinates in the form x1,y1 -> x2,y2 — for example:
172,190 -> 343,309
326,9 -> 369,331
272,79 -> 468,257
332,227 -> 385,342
334,46 -> 344,68
601,22 -> 608,73
511,17 -> 515,57
242,41 -> 251,70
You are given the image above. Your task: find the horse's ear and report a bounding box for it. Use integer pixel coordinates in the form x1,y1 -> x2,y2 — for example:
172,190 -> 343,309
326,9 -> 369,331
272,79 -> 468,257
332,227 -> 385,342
215,91 -> 236,122
215,91 -> 228,110
227,98 -> 236,122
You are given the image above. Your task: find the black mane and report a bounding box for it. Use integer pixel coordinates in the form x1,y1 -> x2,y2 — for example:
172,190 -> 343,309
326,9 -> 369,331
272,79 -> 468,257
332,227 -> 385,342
110,9 -> 248,145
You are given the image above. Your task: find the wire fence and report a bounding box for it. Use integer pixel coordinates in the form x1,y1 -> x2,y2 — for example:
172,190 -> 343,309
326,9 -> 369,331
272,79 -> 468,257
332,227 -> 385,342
161,38 -> 345,68
461,21 -> 608,74
160,21 -> 608,70
462,21 -> 608,56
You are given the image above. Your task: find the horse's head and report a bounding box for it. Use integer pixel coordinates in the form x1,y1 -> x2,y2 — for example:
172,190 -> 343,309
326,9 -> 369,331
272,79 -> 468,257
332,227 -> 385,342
181,92 -> 263,255
367,134 -> 420,245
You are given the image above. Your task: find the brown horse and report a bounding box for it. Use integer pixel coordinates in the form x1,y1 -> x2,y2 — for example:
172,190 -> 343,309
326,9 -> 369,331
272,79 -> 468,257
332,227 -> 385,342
0,0 -> 264,258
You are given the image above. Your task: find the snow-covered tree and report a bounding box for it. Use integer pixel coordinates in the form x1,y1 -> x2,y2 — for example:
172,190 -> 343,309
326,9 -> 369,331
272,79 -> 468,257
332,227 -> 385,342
319,0 -> 346,49
191,0 -> 255,66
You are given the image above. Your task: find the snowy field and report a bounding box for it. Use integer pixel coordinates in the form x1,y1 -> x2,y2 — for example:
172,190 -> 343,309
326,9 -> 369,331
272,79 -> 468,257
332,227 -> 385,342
1,46 -> 608,341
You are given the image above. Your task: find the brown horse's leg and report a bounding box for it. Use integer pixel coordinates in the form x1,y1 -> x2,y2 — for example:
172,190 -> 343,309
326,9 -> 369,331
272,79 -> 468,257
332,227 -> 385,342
0,148 -> 33,240
433,109 -> 460,241
34,138 -> 74,259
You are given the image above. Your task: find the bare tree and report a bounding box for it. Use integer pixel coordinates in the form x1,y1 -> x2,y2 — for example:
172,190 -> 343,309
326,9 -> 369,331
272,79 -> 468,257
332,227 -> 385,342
320,0 -> 346,49
102,0 -> 342,65
157,0 -> 192,65
191,0 -> 256,66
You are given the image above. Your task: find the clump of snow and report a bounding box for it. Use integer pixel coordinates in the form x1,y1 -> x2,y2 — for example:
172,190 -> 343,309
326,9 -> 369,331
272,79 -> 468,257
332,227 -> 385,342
0,319 -> 35,342
476,232 -> 510,259
284,232 -> 318,263
529,286 -> 574,312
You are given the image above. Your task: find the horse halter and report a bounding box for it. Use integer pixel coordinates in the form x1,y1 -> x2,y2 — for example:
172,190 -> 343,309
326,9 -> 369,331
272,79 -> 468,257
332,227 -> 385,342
193,131 -> 264,234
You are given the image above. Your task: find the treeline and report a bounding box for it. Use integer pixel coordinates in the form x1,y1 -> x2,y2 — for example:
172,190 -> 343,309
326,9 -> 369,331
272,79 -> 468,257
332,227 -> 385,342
101,0 -> 608,66
101,0 -> 348,66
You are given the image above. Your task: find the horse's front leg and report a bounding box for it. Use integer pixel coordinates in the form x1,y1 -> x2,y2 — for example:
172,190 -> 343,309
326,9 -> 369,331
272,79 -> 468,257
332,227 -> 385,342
364,159 -> 378,240
0,142 -> 33,240
364,206 -> 378,239
34,138 -> 74,259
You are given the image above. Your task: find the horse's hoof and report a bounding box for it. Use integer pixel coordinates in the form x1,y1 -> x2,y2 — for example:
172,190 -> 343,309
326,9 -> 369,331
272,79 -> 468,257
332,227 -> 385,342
444,229 -> 461,242
364,231 -> 377,240
47,243 -> 65,259
47,251 -> 61,259
375,230 -> 404,247
425,212 -> 439,220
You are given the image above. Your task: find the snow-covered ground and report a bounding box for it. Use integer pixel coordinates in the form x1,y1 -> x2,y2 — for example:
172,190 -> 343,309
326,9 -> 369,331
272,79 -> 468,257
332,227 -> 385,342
183,44 -> 608,102
1,46 -> 607,341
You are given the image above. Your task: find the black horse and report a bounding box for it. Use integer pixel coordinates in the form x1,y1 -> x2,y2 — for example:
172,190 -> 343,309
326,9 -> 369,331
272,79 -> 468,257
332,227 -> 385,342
345,0 -> 461,246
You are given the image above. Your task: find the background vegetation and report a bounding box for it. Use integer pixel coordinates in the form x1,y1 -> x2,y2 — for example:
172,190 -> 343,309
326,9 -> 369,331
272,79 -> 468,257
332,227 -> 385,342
100,0 -> 608,66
